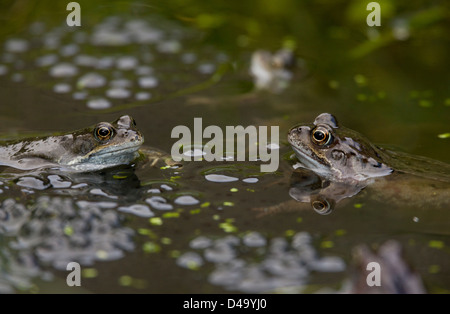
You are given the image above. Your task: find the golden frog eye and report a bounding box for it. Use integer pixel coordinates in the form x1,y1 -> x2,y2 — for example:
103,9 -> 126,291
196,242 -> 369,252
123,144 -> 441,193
311,198 -> 333,215
94,125 -> 113,142
311,126 -> 332,146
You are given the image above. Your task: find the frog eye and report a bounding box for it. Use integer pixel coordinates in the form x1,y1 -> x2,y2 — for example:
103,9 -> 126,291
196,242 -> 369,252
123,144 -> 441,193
94,125 -> 114,142
311,198 -> 333,215
311,126 -> 333,146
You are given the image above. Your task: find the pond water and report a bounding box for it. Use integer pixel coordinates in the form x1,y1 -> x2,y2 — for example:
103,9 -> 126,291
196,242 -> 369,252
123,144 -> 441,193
0,1 -> 449,293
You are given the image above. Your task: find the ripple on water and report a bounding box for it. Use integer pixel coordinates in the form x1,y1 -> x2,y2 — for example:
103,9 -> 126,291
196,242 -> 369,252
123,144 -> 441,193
16,177 -> 49,190
47,175 -> 72,188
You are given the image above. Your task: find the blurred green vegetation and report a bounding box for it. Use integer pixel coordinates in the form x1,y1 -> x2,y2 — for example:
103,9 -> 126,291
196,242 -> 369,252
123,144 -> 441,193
0,0 -> 449,148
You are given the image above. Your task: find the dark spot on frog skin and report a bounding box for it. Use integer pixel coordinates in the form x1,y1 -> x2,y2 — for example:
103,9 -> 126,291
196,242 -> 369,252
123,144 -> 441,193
373,161 -> 383,168
331,150 -> 344,160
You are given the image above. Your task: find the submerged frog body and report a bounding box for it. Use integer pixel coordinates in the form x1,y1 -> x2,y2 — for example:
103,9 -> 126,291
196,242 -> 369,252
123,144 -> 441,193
250,49 -> 296,93
0,115 -> 143,172
288,113 -> 450,184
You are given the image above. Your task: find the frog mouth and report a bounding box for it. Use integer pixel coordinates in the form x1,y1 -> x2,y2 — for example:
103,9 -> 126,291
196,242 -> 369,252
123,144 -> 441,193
90,142 -> 142,157
291,144 -> 326,169
288,134 -> 331,176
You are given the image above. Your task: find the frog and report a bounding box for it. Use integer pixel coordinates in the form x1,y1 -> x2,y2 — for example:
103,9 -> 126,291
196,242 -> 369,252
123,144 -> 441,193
288,113 -> 450,184
255,113 -> 450,216
249,48 -> 296,93
0,115 -> 145,172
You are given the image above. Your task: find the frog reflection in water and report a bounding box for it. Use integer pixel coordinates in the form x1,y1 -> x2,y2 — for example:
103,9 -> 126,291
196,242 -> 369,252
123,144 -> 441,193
0,115 -> 172,172
260,113 -> 450,215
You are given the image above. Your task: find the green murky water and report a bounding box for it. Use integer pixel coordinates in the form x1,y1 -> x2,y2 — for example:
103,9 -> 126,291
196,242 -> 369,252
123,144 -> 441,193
0,0 -> 449,293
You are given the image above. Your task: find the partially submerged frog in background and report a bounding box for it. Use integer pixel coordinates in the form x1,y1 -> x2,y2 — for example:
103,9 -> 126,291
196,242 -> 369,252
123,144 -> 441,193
0,115 -> 175,173
257,113 -> 450,215
249,48 -> 296,93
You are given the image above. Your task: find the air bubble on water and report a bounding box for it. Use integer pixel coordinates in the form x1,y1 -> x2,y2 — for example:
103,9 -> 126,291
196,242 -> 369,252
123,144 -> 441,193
183,147 -> 205,158
43,35 -> 61,50
49,63 -> 78,78
109,79 -> 132,88
197,63 -> 215,74
73,91 -> 88,100
174,195 -> 200,206
35,54 -> 59,67
205,174 -> 239,183
190,236 -> 213,249
73,54 -> 98,67
243,232 -> 267,247
77,72 -> 106,88
96,56 -> 115,69
116,56 -> 138,70
118,204 -> 154,218
157,40 -> 181,54
135,92 -> 152,101
160,184 -> 173,191
87,97 -> 111,110
176,252 -> 204,269
29,22 -> 45,35
11,73 -> 24,82
4,38 -> 29,53
106,87 -> 131,99
59,44 -> 79,57
138,76 -> 158,88
135,66 -> 153,76
181,52 -> 197,64
0,64 -> 8,75
145,196 -> 173,211
53,83 -> 71,94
